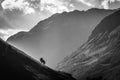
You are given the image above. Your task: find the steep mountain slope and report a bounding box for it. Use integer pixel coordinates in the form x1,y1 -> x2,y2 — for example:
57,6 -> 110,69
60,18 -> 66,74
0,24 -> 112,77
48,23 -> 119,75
0,38 -> 76,80
56,9 -> 120,80
7,8 -> 116,68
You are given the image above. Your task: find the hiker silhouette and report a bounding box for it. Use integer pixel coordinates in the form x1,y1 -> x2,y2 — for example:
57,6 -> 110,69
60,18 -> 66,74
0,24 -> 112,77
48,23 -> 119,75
40,58 -> 46,64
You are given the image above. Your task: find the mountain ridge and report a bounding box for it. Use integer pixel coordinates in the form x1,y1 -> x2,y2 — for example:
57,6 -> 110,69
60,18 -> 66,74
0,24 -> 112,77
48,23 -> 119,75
7,8 -> 116,68
8,8 -> 116,41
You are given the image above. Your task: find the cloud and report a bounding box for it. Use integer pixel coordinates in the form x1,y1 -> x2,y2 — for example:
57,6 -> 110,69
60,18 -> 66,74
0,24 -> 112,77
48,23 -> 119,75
1,0 -> 120,14
73,0 -> 120,9
76,0 -> 95,7
98,0 -> 120,9
2,0 -> 120,15
0,15 -> 12,29
40,0 -> 72,14
0,29 -> 23,40
1,0 -> 36,14
101,0 -> 109,9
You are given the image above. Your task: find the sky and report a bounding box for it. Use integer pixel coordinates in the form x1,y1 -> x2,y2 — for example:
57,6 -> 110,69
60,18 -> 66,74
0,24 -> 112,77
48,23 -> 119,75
0,0 -> 120,40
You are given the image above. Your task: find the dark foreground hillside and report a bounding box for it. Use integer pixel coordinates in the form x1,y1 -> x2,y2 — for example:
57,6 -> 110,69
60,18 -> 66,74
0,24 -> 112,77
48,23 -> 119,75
56,10 -> 120,80
0,39 -> 76,80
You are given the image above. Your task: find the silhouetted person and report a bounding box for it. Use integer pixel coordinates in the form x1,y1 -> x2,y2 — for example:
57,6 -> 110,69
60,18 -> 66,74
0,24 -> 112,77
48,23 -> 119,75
40,58 -> 46,64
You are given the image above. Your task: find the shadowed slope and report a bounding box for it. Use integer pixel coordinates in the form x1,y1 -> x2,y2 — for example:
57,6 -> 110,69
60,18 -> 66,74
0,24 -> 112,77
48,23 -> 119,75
0,38 -> 76,80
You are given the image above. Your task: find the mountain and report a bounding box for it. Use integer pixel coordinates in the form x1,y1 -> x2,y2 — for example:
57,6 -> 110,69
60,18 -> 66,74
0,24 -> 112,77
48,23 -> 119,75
56,9 -> 120,80
0,38 -> 76,80
7,8 -> 116,68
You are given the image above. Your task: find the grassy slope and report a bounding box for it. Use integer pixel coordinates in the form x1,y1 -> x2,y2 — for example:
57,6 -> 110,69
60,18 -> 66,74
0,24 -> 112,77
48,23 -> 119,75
0,38 -> 76,80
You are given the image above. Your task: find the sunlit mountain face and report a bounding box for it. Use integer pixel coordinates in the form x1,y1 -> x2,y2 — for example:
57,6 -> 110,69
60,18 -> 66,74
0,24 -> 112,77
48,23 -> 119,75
7,8 -> 116,68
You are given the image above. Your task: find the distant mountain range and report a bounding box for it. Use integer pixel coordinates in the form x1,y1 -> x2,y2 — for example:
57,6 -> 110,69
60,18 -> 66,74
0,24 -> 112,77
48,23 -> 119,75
0,38 -> 76,80
4,7 -> 120,80
56,9 -> 120,80
7,8 -> 116,68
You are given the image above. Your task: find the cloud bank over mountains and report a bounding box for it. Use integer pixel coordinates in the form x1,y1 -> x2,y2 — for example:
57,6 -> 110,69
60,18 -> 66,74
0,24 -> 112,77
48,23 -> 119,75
1,0 -> 40,14
1,0 -> 120,14
0,0 -> 120,40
